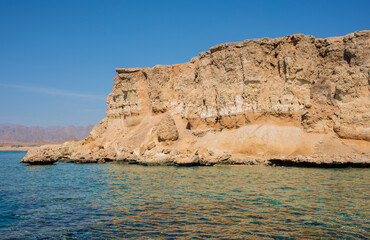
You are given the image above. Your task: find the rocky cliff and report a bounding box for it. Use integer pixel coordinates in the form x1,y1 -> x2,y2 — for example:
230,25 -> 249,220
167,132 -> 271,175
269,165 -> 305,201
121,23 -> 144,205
22,31 -> 370,166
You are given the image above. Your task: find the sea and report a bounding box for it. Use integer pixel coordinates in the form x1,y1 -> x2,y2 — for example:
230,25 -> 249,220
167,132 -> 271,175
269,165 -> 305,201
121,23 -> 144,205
0,151 -> 369,239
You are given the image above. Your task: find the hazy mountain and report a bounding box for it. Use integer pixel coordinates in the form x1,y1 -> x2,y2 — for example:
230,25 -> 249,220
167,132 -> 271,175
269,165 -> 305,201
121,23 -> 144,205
0,123 -> 94,143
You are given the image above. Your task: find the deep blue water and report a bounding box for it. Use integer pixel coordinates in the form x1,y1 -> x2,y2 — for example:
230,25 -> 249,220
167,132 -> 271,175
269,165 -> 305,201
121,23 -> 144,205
0,151 -> 369,239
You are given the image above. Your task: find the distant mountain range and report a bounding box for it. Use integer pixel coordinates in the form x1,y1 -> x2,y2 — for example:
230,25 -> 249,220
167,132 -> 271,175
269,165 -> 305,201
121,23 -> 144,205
0,123 -> 94,144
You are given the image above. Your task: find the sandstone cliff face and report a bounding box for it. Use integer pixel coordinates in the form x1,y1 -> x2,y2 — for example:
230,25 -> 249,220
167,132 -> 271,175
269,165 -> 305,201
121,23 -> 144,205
22,31 -> 370,166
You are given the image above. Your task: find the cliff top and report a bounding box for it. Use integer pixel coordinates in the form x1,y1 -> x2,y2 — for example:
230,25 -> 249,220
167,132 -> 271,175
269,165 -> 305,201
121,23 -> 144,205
115,30 -> 370,72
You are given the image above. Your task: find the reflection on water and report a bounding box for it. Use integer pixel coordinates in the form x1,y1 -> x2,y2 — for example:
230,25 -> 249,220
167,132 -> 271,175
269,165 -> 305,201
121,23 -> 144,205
0,152 -> 369,239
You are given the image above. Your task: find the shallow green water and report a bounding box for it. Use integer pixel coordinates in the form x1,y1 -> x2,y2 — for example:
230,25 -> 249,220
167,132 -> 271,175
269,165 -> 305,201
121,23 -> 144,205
0,151 -> 369,239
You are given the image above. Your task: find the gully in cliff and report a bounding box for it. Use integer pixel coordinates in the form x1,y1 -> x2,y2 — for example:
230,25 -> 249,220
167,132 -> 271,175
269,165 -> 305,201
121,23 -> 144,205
21,31 -> 370,167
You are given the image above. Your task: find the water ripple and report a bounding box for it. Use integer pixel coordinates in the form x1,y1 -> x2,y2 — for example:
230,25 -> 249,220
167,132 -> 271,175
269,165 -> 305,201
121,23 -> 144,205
0,152 -> 369,239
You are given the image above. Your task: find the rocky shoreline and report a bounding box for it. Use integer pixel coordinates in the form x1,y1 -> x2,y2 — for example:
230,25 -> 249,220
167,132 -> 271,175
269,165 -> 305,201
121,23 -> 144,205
0,147 -> 30,152
21,142 -> 369,168
21,155 -> 370,168
21,31 -> 370,167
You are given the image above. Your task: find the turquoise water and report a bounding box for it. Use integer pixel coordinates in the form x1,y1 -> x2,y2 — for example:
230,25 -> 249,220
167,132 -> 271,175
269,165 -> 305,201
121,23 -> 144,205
0,152 -> 369,239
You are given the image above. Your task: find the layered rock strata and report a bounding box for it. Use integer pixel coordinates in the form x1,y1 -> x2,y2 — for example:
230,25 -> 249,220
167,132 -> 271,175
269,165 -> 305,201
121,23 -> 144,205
22,31 -> 370,167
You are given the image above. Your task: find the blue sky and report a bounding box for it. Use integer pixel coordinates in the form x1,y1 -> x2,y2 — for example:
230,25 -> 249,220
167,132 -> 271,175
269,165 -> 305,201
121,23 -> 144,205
0,0 -> 369,126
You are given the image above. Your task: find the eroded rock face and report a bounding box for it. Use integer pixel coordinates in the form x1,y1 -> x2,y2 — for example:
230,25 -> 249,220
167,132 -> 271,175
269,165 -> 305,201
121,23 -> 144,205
20,144 -> 63,164
157,114 -> 179,142
22,31 -> 370,166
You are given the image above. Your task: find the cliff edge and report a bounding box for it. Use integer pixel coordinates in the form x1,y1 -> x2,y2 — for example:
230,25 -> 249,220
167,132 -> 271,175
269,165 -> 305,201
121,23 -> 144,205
22,31 -> 370,166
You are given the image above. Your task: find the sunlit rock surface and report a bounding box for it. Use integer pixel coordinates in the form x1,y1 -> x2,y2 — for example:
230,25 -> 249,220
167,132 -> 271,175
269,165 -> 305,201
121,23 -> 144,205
22,31 -> 370,166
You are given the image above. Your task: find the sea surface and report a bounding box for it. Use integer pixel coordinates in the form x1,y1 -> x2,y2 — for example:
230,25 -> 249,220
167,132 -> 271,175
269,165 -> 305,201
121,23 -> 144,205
0,151 -> 369,239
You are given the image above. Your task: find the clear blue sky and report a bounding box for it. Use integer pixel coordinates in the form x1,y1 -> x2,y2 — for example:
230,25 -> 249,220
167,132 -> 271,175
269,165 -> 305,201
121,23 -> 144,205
0,0 -> 369,126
